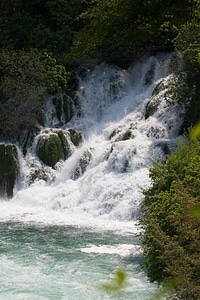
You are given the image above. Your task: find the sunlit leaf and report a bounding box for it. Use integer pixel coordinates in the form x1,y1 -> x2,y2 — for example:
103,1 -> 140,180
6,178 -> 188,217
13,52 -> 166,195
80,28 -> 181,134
189,121 -> 200,140
191,206 -> 200,217
100,269 -> 127,294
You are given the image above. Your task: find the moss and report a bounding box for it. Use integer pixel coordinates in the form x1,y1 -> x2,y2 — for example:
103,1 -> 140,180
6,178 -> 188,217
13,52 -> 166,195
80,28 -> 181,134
56,130 -> 71,159
152,80 -> 165,97
145,98 -> 160,119
69,129 -> 82,146
36,133 -> 62,167
121,130 -> 132,141
28,167 -> 51,185
52,97 -> 62,121
52,94 -> 75,124
63,95 -> 74,123
72,149 -> 92,179
0,144 -> 18,198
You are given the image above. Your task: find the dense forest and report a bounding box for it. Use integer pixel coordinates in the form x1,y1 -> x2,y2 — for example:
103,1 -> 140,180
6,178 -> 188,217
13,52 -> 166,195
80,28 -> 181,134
0,0 -> 200,299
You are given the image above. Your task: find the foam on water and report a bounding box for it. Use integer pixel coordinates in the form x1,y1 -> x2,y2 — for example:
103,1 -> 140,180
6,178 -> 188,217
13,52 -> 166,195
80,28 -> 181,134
0,53 -> 184,233
0,54 -> 184,299
0,221 -> 159,300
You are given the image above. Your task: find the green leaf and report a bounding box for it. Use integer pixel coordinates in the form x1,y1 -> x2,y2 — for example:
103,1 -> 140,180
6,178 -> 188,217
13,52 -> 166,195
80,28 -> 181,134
100,269 -> 127,294
189,121 -> 200,140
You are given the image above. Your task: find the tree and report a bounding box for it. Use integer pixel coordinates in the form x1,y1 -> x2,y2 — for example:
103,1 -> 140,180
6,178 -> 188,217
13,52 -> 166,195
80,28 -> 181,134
174,22 -> 200,129
0,48 -> 69,137
140,140 -> 200,299
68,0 -> 198,66
0,0 -> 90,60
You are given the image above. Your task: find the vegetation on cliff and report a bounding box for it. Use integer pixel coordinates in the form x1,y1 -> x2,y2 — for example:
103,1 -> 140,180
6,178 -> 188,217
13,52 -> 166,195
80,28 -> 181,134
0,48 -> 69,138
68,0 -> 199,66
140,138 -> 200,299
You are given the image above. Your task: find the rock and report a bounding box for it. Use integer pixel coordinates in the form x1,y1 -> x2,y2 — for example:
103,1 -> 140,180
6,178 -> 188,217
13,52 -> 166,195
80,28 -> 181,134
35,128 -> 82,167
52,93 -> 77,125
56,130 -> 71,160
72,149 -> 92,180
36,133 -> 62,167
145,97 -> 161,119
0,144 -> 18,198
144,80 -> 165,119
69,129 -> 82,146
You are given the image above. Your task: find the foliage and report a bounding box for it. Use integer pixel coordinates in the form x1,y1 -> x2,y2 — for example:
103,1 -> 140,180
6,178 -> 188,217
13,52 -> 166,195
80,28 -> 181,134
189,121 -> 200,140
0,48 -> 69,137
140,139 -> 200,299
0,0 -> 90,60
68,0 -> 198,66
173,23 -> 200,128
100,269 -> 127,294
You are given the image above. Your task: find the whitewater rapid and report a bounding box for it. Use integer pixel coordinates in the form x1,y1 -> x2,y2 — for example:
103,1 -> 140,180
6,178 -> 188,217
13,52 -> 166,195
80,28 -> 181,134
0,53 -> 184,233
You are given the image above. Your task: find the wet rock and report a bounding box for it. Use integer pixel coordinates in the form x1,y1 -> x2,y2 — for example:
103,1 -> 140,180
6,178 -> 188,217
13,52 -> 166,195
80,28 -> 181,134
0,144 -> 18,198
36,133 -> 62,167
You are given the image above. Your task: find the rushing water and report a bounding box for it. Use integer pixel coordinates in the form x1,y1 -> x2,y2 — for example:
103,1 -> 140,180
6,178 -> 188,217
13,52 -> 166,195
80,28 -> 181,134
0,222 -> 157,300
0,53 -> 184,299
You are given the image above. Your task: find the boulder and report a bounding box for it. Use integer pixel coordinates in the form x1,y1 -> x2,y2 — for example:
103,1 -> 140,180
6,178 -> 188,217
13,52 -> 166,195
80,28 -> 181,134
0,144 -> 18,198
36,133 -> 62,167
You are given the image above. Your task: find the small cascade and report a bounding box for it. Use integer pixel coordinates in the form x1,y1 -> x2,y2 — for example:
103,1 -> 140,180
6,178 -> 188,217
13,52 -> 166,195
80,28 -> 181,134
0,53 -> 186,229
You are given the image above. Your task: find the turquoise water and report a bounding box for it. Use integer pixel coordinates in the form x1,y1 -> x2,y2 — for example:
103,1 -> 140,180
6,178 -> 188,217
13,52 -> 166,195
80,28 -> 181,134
0,221 -> 158,299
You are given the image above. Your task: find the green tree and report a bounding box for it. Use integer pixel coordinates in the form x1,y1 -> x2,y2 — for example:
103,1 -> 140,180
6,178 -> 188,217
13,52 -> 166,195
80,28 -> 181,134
174,22 -> 200,129
0,48 -> 69,137
140,140 -> 200,299
0,0 -> 90,60
68,0 -> 198,66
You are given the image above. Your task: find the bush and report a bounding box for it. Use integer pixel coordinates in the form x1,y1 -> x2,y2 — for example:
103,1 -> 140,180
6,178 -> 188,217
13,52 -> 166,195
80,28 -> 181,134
174,24 -> 200,129
140,140 -> 200,299
0,48 -> 69,138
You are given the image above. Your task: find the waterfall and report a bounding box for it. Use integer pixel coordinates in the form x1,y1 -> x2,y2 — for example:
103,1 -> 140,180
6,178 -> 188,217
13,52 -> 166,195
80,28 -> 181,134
0,53 -> 185,231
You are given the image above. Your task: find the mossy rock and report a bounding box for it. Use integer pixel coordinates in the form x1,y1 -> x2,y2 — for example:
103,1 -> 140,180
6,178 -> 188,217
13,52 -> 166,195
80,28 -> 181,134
0,144 -> 18,198
63,95 -> 74,123
27,160 -> 56,185
56,130 -> 71,160
145,97 -> 160,119
109,129 -> 118,139
52,97 -> 62,121
69,129 -> 82,146
72,149 -> 92,179
152,80 -> 165,97
36,133 -> 62,167
121,130 -> 132,141
144,63 -> 155,86
52,94 -> 75,124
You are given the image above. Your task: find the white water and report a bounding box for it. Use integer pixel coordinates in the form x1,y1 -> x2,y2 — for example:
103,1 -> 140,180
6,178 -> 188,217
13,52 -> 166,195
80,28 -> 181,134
0,53 -> 184,230
0,53 -> 185,299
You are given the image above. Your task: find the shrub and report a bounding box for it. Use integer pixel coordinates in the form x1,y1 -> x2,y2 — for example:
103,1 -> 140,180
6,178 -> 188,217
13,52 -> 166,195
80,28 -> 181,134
140,139 -> 200,299
0,49 -> 69,138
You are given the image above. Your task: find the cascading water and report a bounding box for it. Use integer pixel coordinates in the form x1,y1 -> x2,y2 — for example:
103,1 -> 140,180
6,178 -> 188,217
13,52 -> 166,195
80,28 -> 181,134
0,53 -> 185,299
